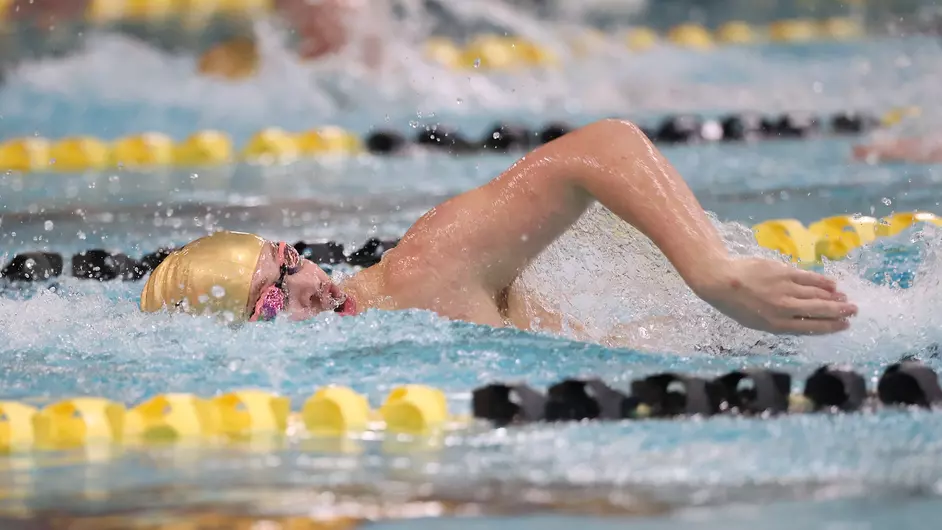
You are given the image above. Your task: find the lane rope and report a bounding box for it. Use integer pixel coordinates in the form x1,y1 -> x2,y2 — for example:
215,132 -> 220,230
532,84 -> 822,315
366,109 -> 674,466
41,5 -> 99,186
1,360 -> 940,452
0,109 -> 913,173
1,210 -> 936,284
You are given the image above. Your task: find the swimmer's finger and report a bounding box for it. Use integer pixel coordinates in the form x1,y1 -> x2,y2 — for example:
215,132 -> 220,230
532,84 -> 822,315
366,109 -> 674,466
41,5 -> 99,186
790,269 -> 837,292
790,285 -> 847,302
781,317 -> 851,335
781,298 -> 858,319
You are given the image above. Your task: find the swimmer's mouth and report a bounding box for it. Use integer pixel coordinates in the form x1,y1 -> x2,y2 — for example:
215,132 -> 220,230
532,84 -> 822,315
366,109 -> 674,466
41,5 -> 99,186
333,296 -> 356,316
333,298 -> 350,314
333,298 -> 346,313
328,284 -> 356,316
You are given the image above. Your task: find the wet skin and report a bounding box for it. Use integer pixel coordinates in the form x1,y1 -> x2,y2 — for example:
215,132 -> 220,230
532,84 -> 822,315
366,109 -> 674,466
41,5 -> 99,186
245,119 -> 858,338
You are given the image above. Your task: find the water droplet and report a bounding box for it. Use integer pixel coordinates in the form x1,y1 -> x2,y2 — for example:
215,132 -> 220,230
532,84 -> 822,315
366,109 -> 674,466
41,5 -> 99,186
473,58 -> 481,68
43,220 -> 53,231
198,294 -> 210,304
492,132 -> 500,139
409,121 -> 419,129
456,98 -> 463,105
211,285 -> 226,298
190,173 -> 199,180
882,197 -> 892,206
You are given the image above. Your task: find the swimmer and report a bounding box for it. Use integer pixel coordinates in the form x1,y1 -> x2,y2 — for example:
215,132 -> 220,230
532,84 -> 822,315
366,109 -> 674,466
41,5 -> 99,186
275,0 -> 383,66
141,119 -> 858,339
4,0 -> 87,29
853,137 -> 942,164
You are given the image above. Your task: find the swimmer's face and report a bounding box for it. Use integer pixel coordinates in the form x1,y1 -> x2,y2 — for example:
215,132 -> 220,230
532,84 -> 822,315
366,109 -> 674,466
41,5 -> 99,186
246,241 -> 353,321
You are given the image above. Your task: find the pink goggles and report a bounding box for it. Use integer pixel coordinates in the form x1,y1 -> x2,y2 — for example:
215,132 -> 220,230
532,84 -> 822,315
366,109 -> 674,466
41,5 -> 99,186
249,242 -> 302,322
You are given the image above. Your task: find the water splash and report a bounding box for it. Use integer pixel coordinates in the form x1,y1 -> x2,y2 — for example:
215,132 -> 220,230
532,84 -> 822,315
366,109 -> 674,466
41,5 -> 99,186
0,202 -> 937,399
515,203 -> 942,362
3,204 -> 942,517
3,9 -> 942,139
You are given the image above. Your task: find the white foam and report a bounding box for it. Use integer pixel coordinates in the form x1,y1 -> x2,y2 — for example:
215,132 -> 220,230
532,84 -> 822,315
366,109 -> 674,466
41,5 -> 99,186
4,8 -> 942,131
515,203 -> 942,360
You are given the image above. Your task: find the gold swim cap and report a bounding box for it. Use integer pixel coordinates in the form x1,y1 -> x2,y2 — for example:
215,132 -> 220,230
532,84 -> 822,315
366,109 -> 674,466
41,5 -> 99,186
140,231 -> 266,321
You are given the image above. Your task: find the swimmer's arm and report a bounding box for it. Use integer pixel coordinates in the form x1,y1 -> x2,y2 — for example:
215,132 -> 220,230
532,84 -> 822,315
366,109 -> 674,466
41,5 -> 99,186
390,119 -> 729,293
387,119 -> 856,335
853,137 -> 942,163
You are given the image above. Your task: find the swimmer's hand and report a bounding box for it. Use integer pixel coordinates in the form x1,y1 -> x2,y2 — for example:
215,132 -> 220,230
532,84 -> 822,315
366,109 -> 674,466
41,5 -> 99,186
696,258 -> 857,335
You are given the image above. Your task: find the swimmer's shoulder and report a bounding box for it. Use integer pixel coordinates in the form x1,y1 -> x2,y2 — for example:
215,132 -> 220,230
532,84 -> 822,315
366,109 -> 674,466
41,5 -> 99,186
362,247 -> 506,326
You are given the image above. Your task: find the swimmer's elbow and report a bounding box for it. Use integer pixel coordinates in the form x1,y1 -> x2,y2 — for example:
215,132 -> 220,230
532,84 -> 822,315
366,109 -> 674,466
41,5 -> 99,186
573,119 -> 650,152
588,118 -> 646,138
535,119 -> 646,158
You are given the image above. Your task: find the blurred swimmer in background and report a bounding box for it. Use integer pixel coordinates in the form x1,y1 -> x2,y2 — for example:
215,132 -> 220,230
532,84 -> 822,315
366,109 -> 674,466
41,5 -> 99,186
140,119 -> 858,347
853,137 -> 942,164
1,0 -> 382,81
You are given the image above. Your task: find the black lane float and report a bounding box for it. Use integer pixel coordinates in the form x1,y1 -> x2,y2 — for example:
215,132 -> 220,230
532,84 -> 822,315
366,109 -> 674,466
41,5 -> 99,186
472,361 -> 942,426
365,111 -> 883,155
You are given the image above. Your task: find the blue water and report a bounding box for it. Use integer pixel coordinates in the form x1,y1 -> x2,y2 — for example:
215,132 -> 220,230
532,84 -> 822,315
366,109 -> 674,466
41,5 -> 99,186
4,31 -> 942,527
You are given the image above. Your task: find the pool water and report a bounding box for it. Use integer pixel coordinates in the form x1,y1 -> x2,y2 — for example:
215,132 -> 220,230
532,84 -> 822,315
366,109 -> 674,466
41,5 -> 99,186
4,27 -> 942,527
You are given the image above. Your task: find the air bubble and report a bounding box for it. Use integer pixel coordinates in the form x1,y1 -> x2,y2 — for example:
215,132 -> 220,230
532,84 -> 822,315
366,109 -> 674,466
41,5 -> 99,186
44,221 -> 53,231
211,285 -> 226,298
